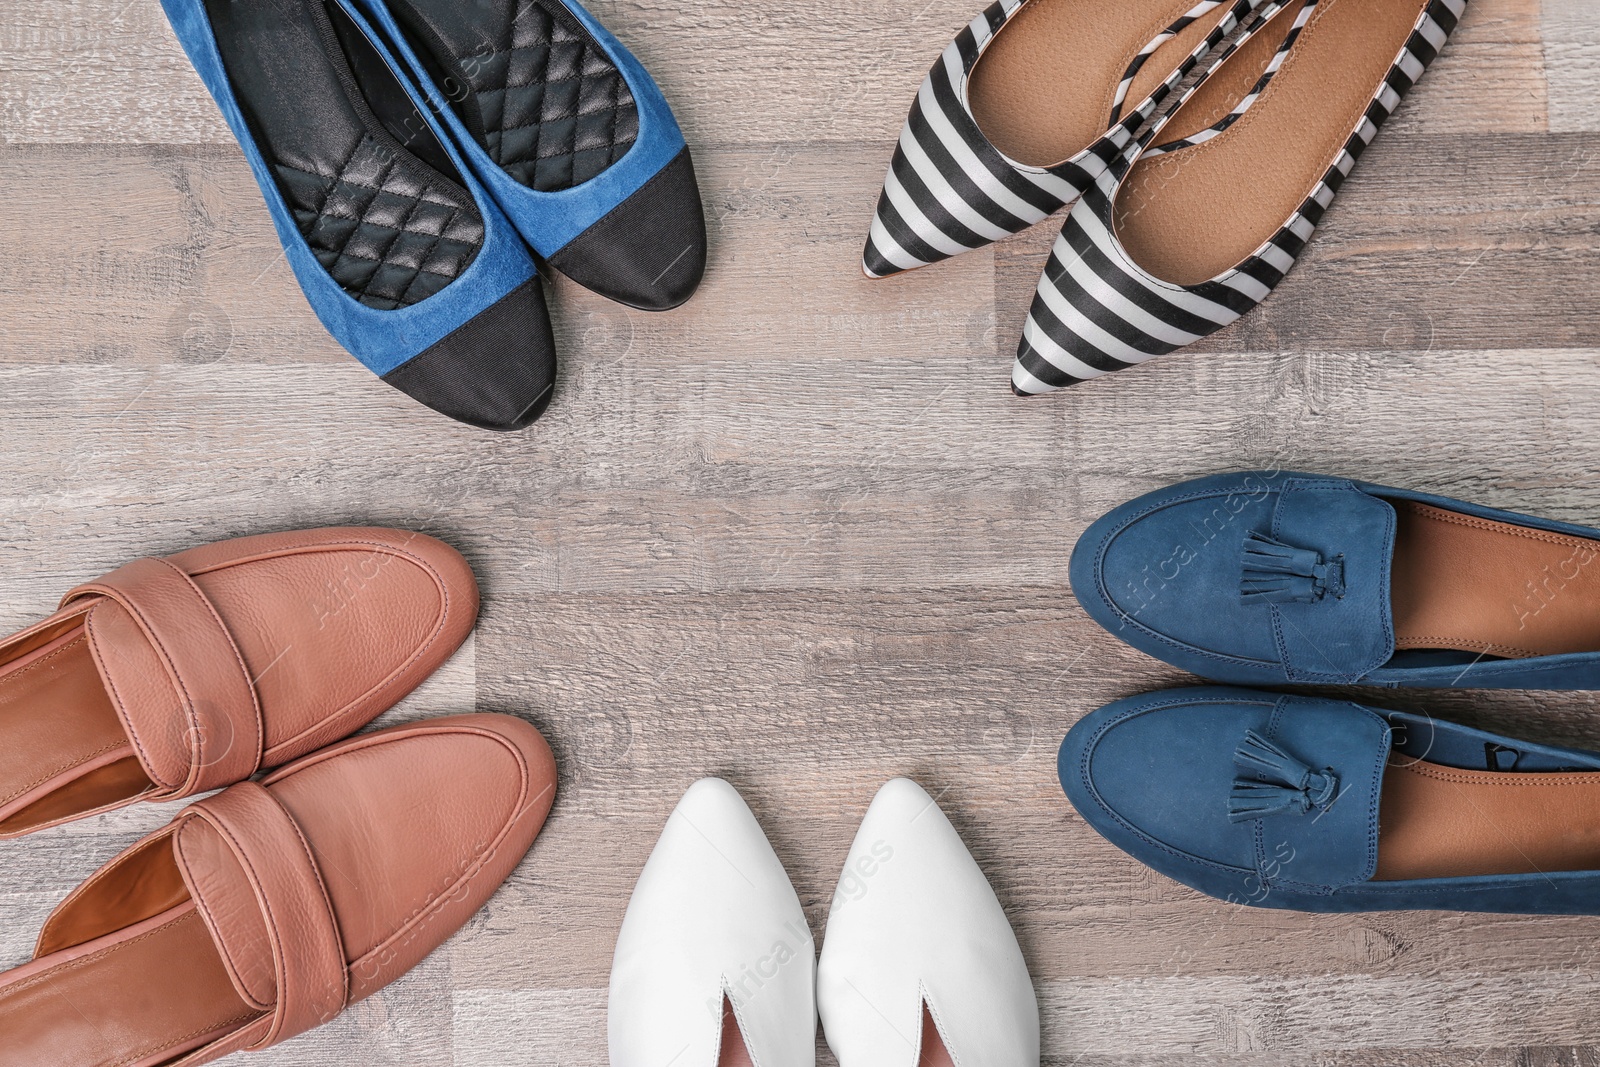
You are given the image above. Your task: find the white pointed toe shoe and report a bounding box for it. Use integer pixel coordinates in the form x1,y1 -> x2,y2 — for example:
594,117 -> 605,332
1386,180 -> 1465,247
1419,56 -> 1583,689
818,779 -> 1040,1067
609,778 -> 817,1067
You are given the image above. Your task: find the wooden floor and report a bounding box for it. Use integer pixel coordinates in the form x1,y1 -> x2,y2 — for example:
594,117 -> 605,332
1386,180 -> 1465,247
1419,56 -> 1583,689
2,0 -> 1599,1062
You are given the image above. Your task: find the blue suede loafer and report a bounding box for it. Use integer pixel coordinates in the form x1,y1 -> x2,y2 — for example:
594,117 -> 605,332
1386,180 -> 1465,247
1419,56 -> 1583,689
359,0 -> 708,311
1062,686 -> 1600,914
163,0 -> 558,430
1071,470 -> 1600,689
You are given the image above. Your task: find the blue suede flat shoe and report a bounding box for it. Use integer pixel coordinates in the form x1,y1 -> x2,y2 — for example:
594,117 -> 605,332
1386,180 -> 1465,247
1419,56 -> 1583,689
163,0 -> 558,430
359,0 -> 707,311
1071,470 -> 1600,689
1061,686 -> 1600,914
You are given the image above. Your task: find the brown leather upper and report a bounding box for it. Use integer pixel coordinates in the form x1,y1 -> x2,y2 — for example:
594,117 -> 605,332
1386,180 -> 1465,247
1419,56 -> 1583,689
0,714 -> 557,1067
174,783 -> 350,1047
0,527 -> 479,837
64,556 -> 265,798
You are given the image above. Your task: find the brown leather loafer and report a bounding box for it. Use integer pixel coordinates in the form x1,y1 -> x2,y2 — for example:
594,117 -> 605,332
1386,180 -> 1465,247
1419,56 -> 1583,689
0,527 -> 478,837
0,713 -> 556,1067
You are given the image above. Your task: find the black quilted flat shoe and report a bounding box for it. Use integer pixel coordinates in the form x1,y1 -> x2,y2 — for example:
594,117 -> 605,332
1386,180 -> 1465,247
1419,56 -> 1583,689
162,0 -> 560,430
361,0 -> 708,311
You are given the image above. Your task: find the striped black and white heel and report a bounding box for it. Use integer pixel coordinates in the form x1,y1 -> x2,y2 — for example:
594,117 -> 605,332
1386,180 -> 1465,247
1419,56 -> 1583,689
1012,0 -> 1466,396
862,0 -> 1266,279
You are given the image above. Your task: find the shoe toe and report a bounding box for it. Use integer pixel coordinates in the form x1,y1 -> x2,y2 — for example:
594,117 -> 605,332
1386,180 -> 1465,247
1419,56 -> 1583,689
1010,337 -> 1076,395
861,199 -> 913,278
1013,296 -> 1118,395
167,527 -> 480,765
819,778 -> 1038,1067
610,779 -> 813,1067
381,278 -> 557,431
1074,486 -> 1281,663
1061,692 -> 1262,871
628,777 -> 804,930
267,714 -> 555,999
861,148 -> 940,280
546,148 -> 707,311
863,129 -> 1010,280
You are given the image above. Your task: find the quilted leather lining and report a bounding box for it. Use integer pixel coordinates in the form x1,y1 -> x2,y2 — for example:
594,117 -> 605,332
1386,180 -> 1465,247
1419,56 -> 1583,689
455,0 -> 640,192
275,135 -> 485,312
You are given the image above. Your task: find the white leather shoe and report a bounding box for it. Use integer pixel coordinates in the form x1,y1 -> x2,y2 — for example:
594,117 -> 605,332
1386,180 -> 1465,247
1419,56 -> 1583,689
818,779 -> 1040,1067
609,778 -> 817,1067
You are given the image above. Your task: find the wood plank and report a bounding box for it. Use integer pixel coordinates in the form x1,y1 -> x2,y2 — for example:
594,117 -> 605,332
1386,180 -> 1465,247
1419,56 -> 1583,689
1388,0 -> 1548,135
1542,0 -> 1600,132
0,0 -> 1547,146
0,142 -> 992,366
463,588 -> 1600,990
0,0 -> 976,147
0,0 -> 227,146
452,969 -> 1600,1064
6,342 -> 1600,595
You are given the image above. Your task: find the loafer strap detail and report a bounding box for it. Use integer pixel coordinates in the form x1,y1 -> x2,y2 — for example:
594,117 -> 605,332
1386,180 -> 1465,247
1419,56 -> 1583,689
178,782 -> 349,1049
62,556 -> 263,797
1261,479 -> 1396,683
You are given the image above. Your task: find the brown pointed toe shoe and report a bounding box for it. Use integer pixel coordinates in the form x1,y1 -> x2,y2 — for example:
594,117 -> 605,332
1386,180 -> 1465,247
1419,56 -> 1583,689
0,527 -> 478,837
0,713 -> 557,1067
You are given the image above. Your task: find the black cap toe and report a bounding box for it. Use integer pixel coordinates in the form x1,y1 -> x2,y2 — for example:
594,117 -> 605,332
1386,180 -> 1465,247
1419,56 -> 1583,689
381,277 -> 558,431
546,147 -> 707,311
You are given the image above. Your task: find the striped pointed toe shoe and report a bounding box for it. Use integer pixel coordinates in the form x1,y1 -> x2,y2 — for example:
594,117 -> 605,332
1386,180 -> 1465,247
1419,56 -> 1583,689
1012,0 -> 1465,396
862,0 -> 1267,279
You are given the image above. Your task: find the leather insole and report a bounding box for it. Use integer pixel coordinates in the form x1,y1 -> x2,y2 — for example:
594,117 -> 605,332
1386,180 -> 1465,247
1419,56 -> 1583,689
205,0 -> 484,310
0,903 -> 259,1067
713,995 -> 956,1065
0,625 -> 150,838
1390,501 -> 1600,659
380,0 -> 641,191
718,996 -> 755,1067
1154,0 -> 1309,146
968,0 -> 1240,168
1116,0 -> 1432,285
920,1003 -> 957,1067
1377,756 -> 1600,880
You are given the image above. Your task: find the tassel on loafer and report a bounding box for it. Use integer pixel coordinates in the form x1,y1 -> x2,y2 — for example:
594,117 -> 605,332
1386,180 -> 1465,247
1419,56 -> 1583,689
862,0 -> 1268,279
360,0 -> 709,311
1012,0 -> 1465,395
162,0 -> 559,430
1062,686 -> 1600,914
1070,469 -> 1600,690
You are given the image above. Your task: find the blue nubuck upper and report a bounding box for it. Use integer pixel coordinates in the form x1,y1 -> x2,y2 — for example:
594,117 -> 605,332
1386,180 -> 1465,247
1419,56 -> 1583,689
357,0 -> 707,311
162,0 -> 557,430
1061,687 -> 1600,914
1070,470 -> 1600,690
